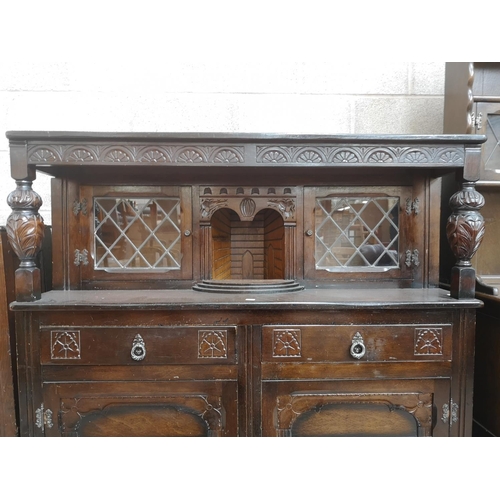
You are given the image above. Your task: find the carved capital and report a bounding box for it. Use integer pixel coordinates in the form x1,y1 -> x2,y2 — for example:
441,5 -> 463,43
449,182 -> 485,211
6,180 -> 45,301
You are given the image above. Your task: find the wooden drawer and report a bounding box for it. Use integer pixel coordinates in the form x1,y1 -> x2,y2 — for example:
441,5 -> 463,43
262,324 -> 452,363
40,326 -> 237,365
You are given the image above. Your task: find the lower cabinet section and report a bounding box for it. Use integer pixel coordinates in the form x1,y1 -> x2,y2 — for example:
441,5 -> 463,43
14,302 -> 476,437
42,381 -> 238,437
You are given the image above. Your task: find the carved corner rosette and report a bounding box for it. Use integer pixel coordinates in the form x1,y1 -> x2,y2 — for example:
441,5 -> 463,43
6,180 -> 45,301
268,198 -> 296,220
200,198 -> 228,221
446,182 -> 485,268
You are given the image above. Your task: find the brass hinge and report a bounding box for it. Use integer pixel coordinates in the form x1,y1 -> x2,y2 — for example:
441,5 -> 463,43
471,112 -> 483,130
441,400 -> 459,426
405,198 -> 420,215
73,198 -> 88,216
405,249 -> 420,268
74,249 -> 89,266
35,404 -> 54,434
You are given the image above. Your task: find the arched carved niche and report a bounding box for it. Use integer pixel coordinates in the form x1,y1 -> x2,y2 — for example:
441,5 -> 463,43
202,201 -> 293,281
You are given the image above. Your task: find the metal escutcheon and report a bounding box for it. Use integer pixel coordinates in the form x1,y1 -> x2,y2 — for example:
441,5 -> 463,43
131,334 -> 146,361
350,332 -> 366,360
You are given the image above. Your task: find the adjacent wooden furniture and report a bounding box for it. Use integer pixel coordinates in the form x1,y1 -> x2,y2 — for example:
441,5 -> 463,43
6,131 -> 486,436
1,225 -> 52,436
443,62 -> 500,436
0,229 -> 17,436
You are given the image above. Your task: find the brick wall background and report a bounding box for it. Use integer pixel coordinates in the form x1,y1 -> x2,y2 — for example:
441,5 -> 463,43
0,61 -> 445,225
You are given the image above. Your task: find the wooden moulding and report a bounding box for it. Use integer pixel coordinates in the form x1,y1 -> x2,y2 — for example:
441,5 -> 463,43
0,229 -> 18,436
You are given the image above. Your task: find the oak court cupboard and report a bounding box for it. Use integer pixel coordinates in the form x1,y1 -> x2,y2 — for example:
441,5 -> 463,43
5,131 -> 486,437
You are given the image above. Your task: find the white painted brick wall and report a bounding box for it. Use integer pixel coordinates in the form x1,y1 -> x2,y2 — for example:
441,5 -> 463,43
0,61 -> 445,226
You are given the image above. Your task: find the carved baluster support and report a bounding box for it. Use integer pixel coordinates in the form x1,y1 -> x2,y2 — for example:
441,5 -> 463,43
446,181 -> 485,299
6,180 -> 45,301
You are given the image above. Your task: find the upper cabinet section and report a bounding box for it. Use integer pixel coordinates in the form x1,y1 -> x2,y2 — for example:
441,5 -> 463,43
5,132 -> 487,299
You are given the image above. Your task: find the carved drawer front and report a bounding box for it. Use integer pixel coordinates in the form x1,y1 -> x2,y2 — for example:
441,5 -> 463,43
40,326 -> 236,365
262,324 -> 451,363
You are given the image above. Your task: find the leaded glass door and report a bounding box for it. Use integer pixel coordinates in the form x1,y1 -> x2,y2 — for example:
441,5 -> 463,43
79,185 -> 192,285
304,186 -> 417,284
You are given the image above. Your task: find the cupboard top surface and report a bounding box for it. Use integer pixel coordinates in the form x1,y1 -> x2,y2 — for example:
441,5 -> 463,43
10,287 -> 482,311
5,131 -> 487,144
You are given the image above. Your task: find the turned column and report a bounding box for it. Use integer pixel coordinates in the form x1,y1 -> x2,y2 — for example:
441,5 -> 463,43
6,180 -> 45,301
446,181 -> 485,299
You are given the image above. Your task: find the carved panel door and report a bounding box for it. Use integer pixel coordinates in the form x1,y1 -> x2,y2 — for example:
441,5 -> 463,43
261,379 -> 451,437
42,380 -> 238,437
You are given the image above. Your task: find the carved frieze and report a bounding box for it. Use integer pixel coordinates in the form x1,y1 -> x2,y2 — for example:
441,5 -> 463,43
27,144 -> 245,165
200,187 -> 297,223
256,145 -> 465,166
26,143 -> 465,167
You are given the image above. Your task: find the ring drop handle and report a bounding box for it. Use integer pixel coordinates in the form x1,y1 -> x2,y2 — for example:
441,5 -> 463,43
350,332 -> 366,359
131,334 -> 146,361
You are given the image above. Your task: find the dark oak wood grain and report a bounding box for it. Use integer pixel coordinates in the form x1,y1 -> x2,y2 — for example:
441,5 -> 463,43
0,229 -> 17,436
6,131 -> 486,437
